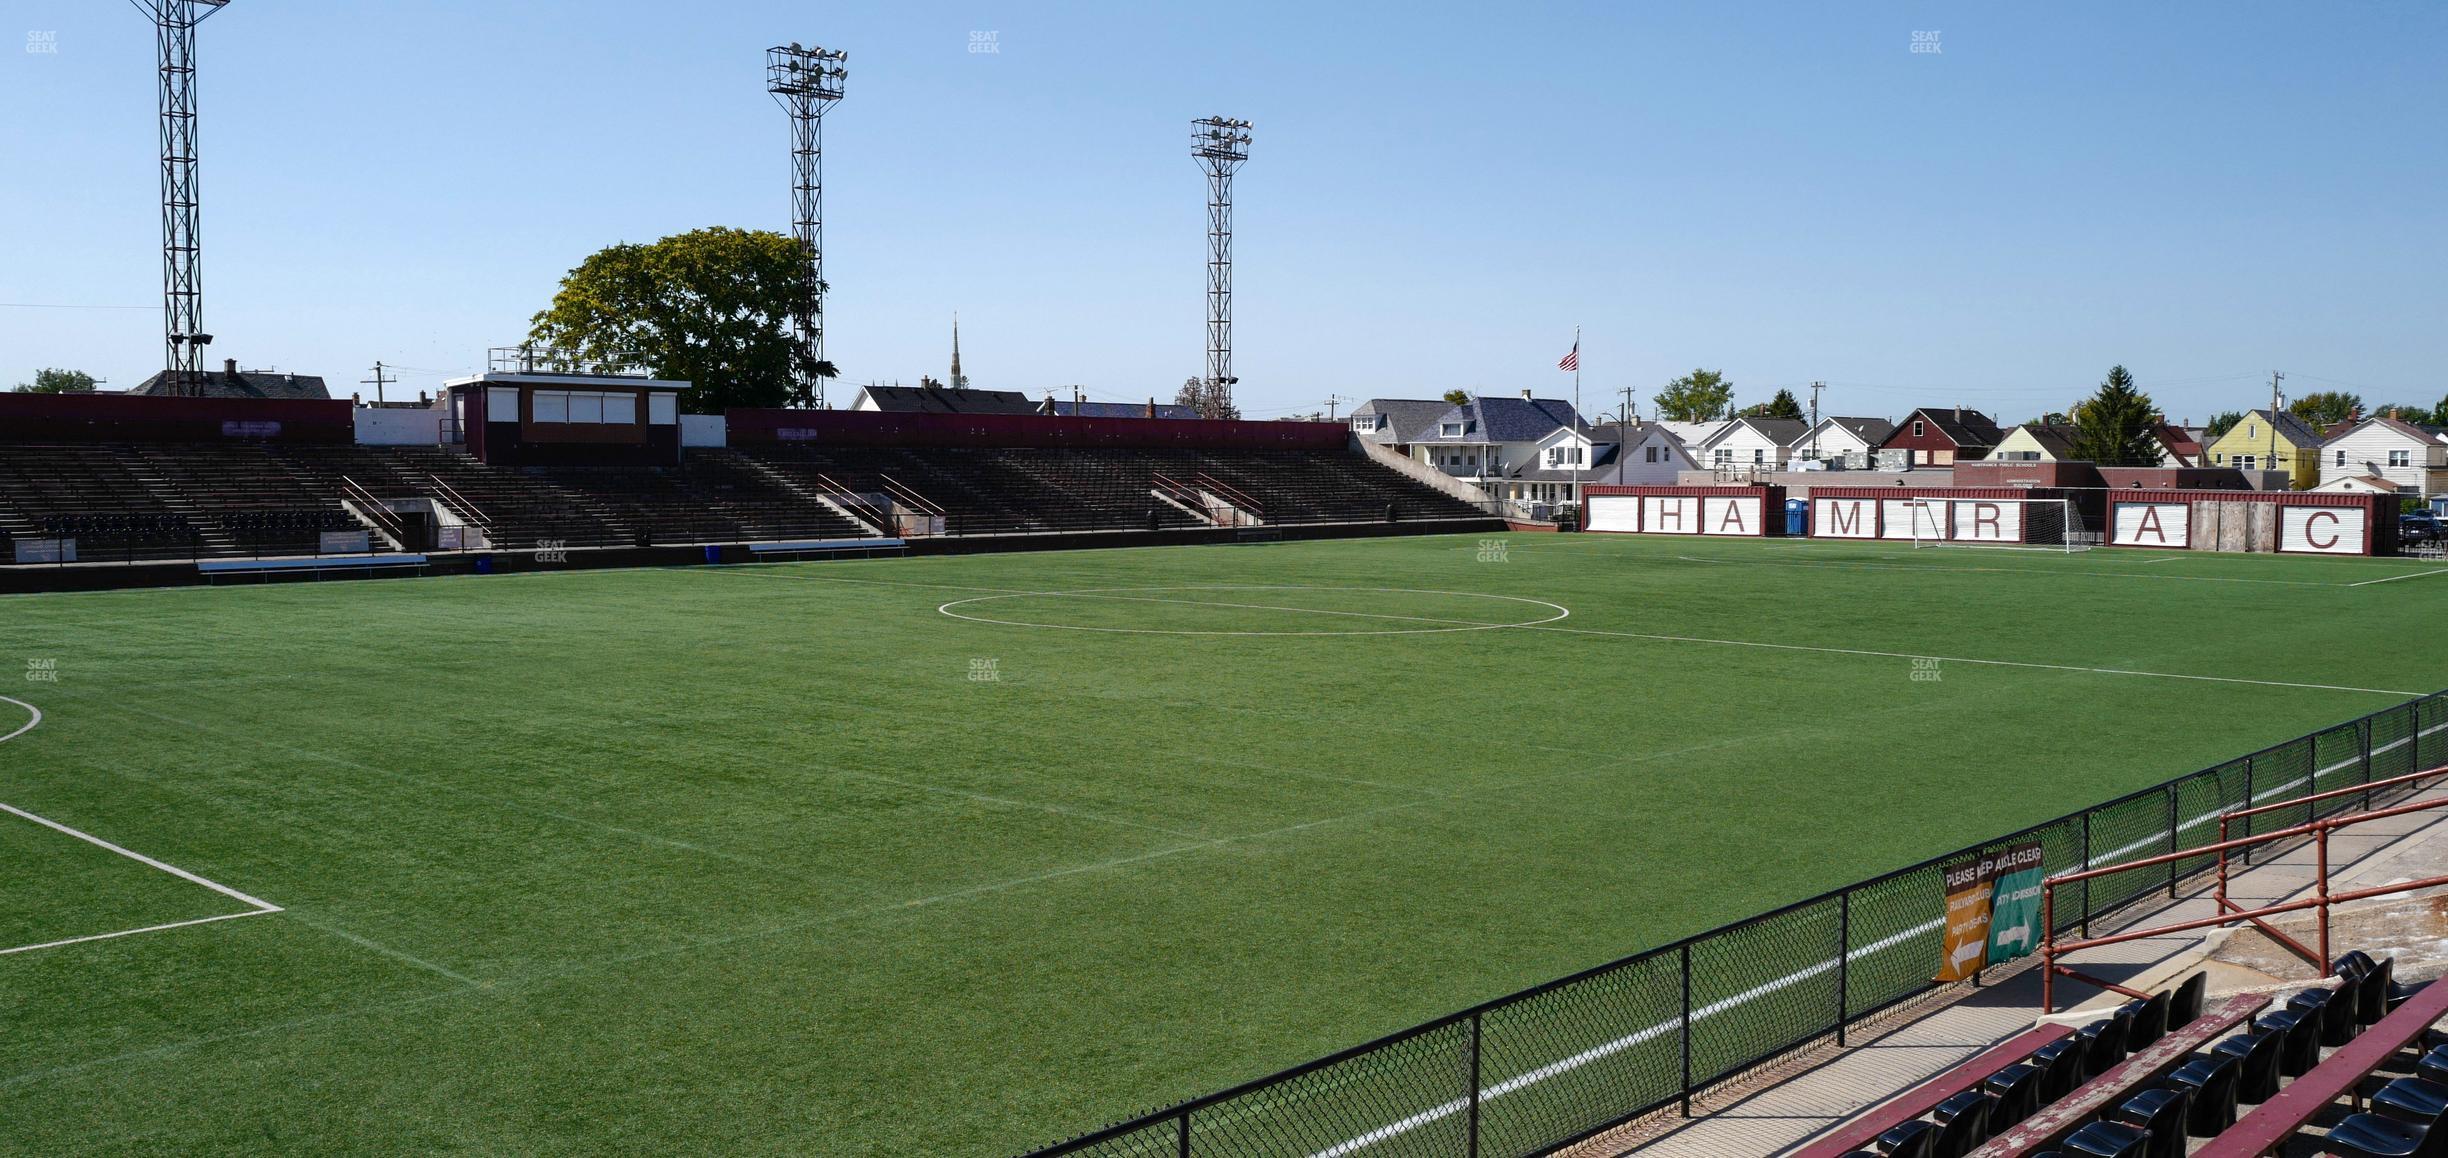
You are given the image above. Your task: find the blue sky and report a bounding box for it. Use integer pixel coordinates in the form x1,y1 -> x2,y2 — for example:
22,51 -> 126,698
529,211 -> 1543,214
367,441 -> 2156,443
4,2 -> 2443,423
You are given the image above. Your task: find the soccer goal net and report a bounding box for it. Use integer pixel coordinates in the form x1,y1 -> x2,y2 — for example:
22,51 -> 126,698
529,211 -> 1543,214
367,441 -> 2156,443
1906,497 -> 2094,553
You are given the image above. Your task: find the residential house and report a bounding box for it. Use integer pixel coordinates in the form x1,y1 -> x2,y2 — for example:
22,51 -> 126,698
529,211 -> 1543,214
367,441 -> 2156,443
1408,392 -> 1589,494
1655,419 -> 1732,449
2149,422 -> 2204,467
131,359 -> 330,400
1787,416 -> 1896,466
2204,409 -> 2323,489
2321,414 -> 2448,497
1344,398 -> 1453,450
2311,474 -> 2402,496
1594,422 -> 1700,486
849,384 -> 1039,414
1693,417 -> 1808,474
1991,423 -> 2081,462
1878,407 -> 2005,466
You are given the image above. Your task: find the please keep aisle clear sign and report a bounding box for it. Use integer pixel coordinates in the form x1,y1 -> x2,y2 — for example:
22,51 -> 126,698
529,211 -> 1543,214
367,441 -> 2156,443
1935,841 -> 2047,982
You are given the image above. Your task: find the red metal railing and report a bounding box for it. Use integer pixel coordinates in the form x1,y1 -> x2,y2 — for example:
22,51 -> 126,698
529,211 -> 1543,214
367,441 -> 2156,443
2039,764 -> 2448,1012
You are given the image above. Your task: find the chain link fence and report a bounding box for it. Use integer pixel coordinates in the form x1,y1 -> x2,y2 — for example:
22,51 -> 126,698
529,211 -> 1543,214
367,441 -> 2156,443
1024,689 -> 2448,1158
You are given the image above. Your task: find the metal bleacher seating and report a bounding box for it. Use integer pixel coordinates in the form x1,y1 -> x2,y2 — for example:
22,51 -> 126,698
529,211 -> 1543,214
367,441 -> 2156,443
1802,951 -> 2447,1158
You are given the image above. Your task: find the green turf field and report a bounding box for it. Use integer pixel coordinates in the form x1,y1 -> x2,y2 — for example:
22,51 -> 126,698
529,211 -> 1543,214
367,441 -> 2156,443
2,533 -> 2443,1154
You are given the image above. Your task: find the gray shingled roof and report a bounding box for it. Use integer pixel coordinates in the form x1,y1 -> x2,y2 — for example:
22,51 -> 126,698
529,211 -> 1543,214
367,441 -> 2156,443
130,368 -> 331,400
1890,407 -> 2006,449
1039,399 -> 1202,420
1413,395 -> 1588,444
1348,398 -> 1454,443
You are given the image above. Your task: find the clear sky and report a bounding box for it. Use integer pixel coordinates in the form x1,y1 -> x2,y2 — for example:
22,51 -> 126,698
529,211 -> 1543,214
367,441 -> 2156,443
4,2 -> 2443,424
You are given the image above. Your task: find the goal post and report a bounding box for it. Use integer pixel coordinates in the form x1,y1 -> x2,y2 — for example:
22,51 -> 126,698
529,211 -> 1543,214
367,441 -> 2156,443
1907,496 -> 2093,553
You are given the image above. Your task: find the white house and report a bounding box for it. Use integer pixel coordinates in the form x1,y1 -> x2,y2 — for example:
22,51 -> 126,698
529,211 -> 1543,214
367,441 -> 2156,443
1407,392 -> 1589,490
2321,415 -> 2448,497
1788,416 -> 1897,466
1345,399 -> 1452,450
1603,423 -> 1700,484
1693,417 -> 1809,473
1655,419 -> 1731,449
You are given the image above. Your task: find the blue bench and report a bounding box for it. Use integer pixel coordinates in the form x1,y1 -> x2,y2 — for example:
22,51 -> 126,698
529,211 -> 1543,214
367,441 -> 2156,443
747,538 -> 906,559
199,553 -> 428,581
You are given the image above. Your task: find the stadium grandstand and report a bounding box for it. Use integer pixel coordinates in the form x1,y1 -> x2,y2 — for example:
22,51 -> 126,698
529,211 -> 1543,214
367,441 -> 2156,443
0,371 -> 1500,586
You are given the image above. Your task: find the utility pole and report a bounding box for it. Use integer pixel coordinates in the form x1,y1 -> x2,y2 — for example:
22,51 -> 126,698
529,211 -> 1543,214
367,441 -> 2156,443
1808,380 -> 1825,459
361,360 -> 394,405
1325,393 -> 1352,421
1618,384 -> 1638,425
2269,370 -> 2286,484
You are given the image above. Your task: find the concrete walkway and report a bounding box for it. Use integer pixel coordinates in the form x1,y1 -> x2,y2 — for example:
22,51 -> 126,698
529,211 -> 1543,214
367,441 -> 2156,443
1564,784 -> 2448,1158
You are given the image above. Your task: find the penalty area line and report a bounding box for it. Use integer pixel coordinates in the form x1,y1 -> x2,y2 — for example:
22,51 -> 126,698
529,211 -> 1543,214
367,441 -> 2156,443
0,695 -> 284,961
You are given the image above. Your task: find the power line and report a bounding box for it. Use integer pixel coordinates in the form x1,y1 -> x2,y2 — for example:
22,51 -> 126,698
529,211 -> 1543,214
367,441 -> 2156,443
0,302 -> 157,311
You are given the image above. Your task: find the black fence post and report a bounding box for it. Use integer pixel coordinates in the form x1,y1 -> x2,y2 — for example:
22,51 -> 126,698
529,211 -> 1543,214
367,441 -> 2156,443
2240,755 -> 2255,867
2167,786 -> 2181,899
2079,809 -> 2093,940
1467,1011 -> 1482,1158
1836,889 -> 1852,1048
2361,717 -> 2376,811
1176,1112 -> 1191,1158
1679,942 -> 1695,1117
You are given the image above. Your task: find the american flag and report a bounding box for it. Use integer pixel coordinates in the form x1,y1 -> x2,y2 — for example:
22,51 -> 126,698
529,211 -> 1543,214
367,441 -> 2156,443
1557,341 -> 1578,373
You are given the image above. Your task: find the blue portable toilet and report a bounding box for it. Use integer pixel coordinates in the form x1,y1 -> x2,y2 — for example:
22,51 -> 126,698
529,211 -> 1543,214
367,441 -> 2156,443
1784,498 -> 1809,537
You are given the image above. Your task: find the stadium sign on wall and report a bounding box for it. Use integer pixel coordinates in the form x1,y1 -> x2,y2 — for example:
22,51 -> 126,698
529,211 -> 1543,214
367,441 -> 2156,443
2111,502 -> 2191,548
1581,486 -> 1776,537
2280,505 -> 2366,554
1984,841 -> 2046,965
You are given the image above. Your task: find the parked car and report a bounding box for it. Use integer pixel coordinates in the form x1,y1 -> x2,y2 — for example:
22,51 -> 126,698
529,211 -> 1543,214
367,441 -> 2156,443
2400,511 -> 2443,544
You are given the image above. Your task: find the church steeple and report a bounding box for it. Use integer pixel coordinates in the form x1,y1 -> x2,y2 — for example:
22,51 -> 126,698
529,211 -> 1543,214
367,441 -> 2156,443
948,314 -> 968,389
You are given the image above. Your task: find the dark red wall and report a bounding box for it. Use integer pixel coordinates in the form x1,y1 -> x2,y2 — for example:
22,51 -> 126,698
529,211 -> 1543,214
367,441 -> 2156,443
1952,461 -> 2102,489
2095,466 -> 2253,490
0,393 -> 353,443
724,408 -> 1349,451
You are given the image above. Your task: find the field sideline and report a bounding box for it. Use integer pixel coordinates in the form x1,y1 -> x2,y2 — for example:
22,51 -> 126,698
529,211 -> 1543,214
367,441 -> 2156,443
2,533 -> 2442,1154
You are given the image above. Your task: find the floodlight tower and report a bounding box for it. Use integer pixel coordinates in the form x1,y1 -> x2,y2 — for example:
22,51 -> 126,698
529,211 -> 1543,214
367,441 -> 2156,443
767,43 -> 848,408
135,0 -> 233,394
1191,117 -> 1252,410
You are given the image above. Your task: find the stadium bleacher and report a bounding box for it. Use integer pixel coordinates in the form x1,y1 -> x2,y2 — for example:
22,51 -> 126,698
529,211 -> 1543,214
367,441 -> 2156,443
0,434 -> 1493,565
1797,952 -> 2448,1158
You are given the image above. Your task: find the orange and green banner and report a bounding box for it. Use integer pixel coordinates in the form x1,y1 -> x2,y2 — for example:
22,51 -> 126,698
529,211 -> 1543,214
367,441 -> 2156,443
1936,841 -> 2046,981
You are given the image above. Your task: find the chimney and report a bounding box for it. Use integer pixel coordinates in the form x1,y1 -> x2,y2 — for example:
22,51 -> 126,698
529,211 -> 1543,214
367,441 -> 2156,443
1147,397 -> 1157,418
1521,388 -> 1533,400
224,358 -> 239,378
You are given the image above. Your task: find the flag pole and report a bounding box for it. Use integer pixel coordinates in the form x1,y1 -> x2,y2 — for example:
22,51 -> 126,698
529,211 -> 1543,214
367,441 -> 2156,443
1572,325 -> 1582,514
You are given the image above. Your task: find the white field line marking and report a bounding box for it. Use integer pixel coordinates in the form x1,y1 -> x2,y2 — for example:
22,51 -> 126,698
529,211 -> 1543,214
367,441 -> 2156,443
2349,568 -> 2448,588
290,916 -> 480,987
0,695 -> 283,958
936,586 -> 1569,637
1523,625 -> 2418,698
1309,719 -> 2448,1157
0,911 -> 274,958
1306,915 -> 1949,1158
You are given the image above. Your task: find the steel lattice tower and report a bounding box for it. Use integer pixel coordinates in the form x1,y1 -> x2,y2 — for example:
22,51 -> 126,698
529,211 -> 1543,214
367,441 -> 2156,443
1191,117 -> 1252,409
767,44 -> 847,408
135,0 -> 232,394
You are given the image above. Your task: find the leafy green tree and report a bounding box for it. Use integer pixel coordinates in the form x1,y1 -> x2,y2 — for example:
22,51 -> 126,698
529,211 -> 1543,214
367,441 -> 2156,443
528,227 -> 812,413
11,368 -> 98,394
2068,365 -> 2162,466
1442,389 -> 1471,405
1739,388 -> 1804,420
2205,410 -> 2245,439
1653,369 -> 1734,421
2287,390 -> 2362,427
1174,376 -> 1241,420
